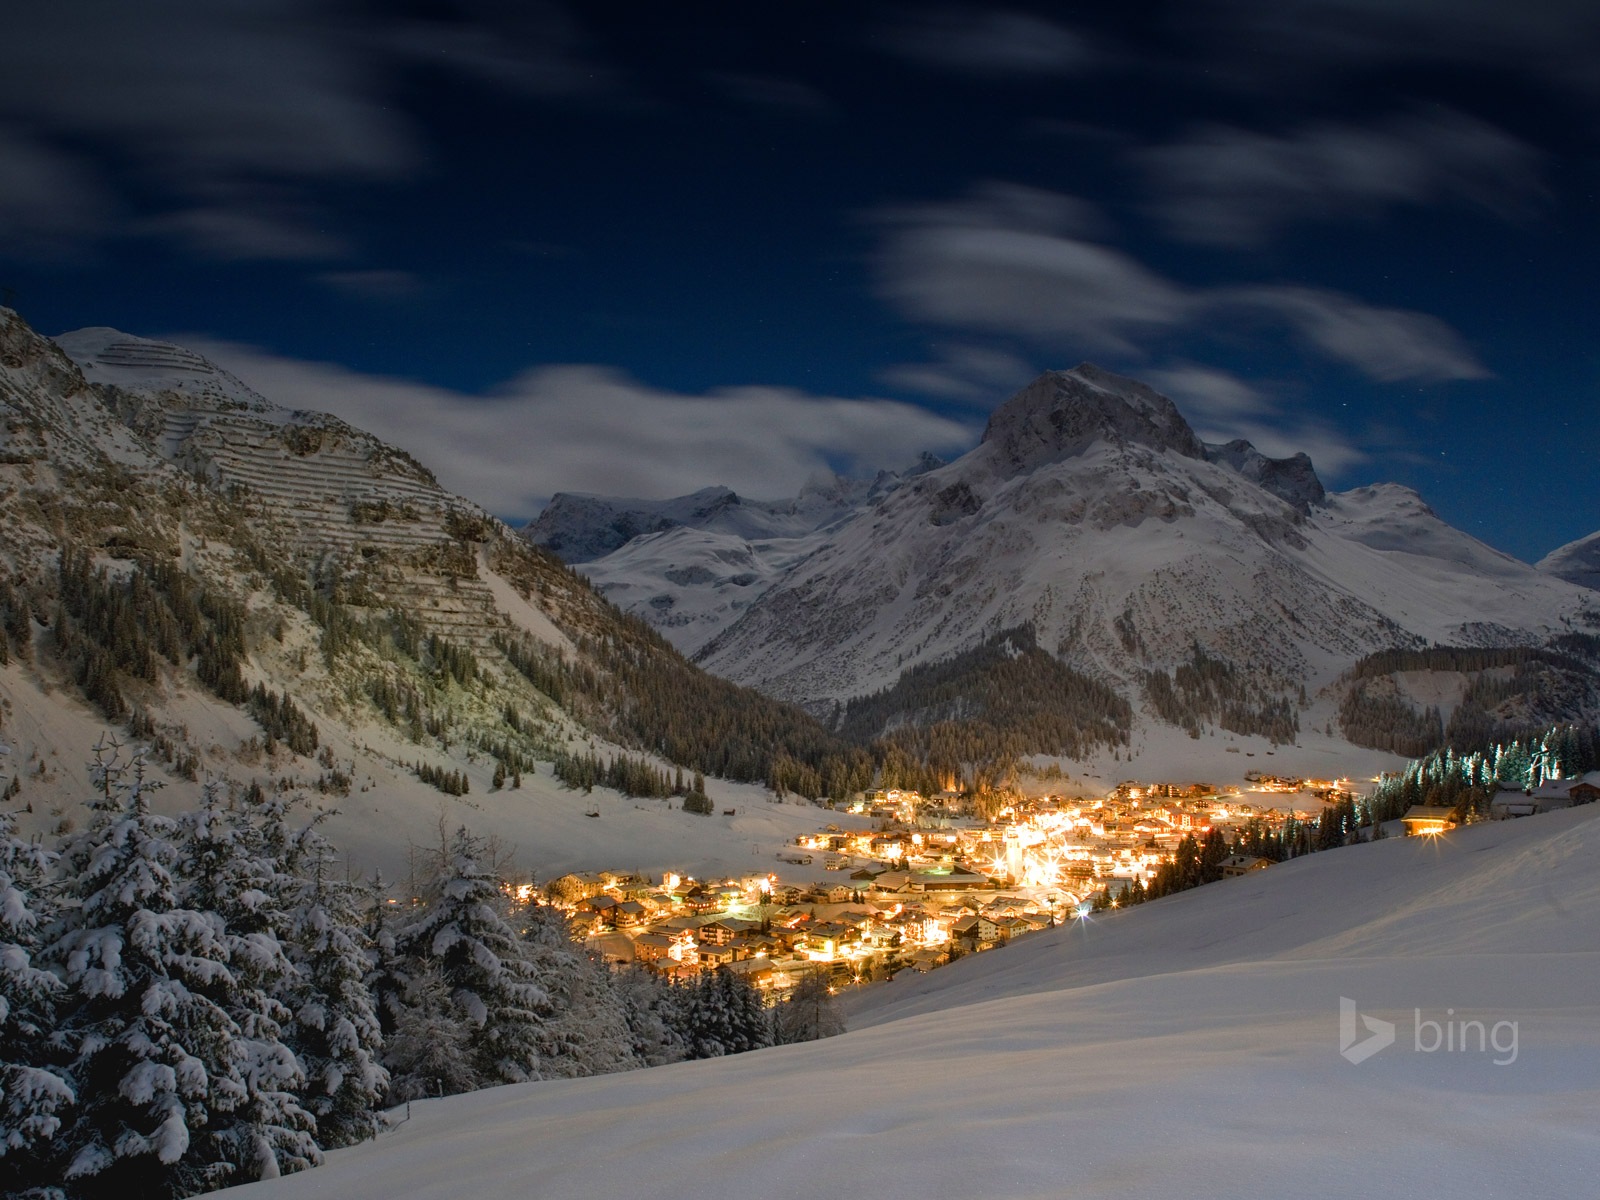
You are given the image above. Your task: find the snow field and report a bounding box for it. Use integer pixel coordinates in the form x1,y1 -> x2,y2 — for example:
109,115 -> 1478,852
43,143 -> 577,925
228,806 -> 1600,1200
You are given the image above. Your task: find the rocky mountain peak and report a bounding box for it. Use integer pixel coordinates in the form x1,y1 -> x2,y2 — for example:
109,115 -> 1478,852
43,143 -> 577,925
1203,439 -> 1325,512
979,364 -> 1206,475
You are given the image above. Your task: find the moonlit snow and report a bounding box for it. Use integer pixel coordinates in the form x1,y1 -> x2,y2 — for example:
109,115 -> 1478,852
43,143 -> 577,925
226,805 -> 1600,1200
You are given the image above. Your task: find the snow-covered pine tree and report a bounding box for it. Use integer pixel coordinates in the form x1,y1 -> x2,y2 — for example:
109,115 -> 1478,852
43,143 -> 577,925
394,828 -> 548,1089
771,970 -> 845,1045
684,968 -> 772,1059
381,964 -> 475,1102
361,872 -> 410,1041
44,746 -> 249,1199
613,968 -> 687,1068
283,826 -> 387,1147
174,783 -> 318,1185
1,806 -> 75,1173
517,902 -> 636,1079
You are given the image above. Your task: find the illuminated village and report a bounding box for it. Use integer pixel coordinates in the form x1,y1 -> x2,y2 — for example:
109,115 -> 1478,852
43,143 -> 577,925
537,773 -> 1362,995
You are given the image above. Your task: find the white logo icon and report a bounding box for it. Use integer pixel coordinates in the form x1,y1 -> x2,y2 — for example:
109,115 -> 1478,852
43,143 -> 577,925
1339,997 -> 1396,1064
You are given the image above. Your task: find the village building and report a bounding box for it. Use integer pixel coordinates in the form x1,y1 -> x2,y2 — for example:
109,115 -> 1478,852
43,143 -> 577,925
1401,805 -> 1459,836
1219,854 -> 1274,877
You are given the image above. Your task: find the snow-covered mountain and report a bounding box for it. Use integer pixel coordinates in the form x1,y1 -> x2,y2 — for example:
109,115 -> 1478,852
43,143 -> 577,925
0,309 -> 869,881
1539,529 -> 1600,590
221,803 -> 1600,1200
575,524 -> 831,656
527,472 -> 911,564
528,459 -> 943,654
686,366 -> 1590,712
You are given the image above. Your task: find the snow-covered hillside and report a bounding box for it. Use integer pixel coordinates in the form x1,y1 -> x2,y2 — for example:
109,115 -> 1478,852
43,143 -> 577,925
227,805 -> 1600,1200
1539,529 -> 1600,590
691,366 -> 1590,709
0,308 -> 872,884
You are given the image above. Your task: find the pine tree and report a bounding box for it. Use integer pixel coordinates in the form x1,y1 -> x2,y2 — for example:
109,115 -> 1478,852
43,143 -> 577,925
393,828 -> 548,1089
1,807 -> 74,1169
45,747 -> 250,1199
517,903 -> 636,1079
174,784 -> 318,1185
283,828 -> 388,1149
361,875 -> 411,1041
381,965 -> 476,1102
613,969 -> 687,1067
684,969 -> 771,1059
771,971 -> 844,1045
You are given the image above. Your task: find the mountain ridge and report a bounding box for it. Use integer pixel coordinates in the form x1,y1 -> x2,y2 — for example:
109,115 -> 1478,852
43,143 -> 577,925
682,366 -> 1590,720
1539,529 -> 1600,591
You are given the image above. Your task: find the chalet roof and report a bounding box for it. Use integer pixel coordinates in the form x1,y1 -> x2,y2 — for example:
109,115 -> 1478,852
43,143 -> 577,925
1402,805 -> 1458,820
700,917 -> 759,933
911,871 -> 990,890
1218,854 -> 1273,869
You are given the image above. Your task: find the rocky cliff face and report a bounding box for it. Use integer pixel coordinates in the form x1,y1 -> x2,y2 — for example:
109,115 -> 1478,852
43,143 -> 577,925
977,364 -> 1207,477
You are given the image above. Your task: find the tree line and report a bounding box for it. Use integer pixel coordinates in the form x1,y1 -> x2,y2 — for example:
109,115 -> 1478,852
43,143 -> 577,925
1142,643 -> 1300,744
1364,723 -> 1600,826
1094,720 -> 1600,911
1338,641 -> 1600,758
503,621 -> 1135,806
0,746 -> 843,1199
550,750 -> 709,812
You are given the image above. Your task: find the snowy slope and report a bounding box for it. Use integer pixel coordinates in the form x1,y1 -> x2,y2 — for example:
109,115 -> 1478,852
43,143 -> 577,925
1539,529 -> 1600,591
527,462 -> 945,653
53,326 -> 280,415
580,524 -> 830,656
694,366 -> 1590,709
2,309 -> 868,887
227,806 -> 1600,1200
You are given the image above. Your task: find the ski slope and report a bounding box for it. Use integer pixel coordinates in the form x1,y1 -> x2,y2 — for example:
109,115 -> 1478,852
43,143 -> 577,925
226,805 -> 1600,1200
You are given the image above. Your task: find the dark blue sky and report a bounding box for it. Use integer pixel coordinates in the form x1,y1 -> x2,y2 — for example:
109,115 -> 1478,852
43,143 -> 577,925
2,2 -> 1597,562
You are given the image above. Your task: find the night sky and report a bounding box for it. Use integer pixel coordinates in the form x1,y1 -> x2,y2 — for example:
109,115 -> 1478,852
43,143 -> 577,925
2,2 -> 1597,562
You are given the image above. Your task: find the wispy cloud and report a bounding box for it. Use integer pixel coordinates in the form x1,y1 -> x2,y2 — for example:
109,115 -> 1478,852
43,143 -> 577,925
1144,364 -> 1367,476
1137,109 -> 1544,246
377,2 -> 621,98
874,184 -> 1183,353
140,200 -> 350,262
876,6 -> 1093,75
872,182 -> 1489,383
707,73 -> 832,114
0,125 -> 113,257
175,339 -> 980,521
0,1 -> 616,260
1198,0 -> 1600,94
1222,286 -> 1489,382
879,344 -> 1037,403
316,269 -> 425,303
